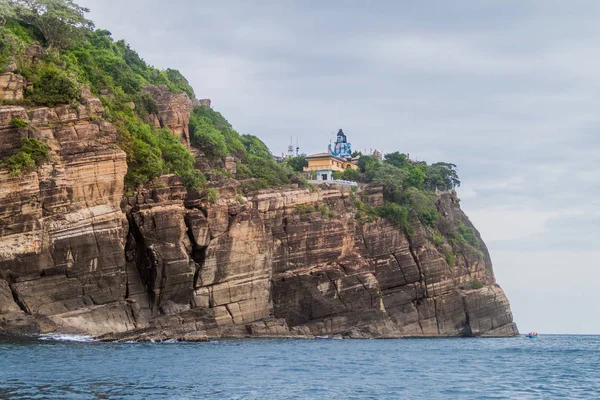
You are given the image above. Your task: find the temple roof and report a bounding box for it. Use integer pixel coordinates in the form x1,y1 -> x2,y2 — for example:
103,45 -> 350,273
306,153 -> 348,163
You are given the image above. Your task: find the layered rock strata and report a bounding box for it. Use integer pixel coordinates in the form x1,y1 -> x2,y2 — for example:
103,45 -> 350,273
0,90 -> 144,335
0,78 -> 517,340
142,85 -> 193,146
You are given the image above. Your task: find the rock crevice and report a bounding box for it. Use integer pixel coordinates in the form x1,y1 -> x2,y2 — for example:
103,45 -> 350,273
0,81 -> 518,339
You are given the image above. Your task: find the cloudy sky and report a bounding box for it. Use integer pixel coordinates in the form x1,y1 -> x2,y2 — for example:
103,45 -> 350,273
79,0 -> 600,334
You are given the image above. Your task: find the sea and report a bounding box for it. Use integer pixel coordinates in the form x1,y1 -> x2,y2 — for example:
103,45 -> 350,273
0,334 -> 598,399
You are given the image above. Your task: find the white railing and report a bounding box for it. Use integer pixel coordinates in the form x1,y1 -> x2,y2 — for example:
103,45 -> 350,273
308,179 -> 358,186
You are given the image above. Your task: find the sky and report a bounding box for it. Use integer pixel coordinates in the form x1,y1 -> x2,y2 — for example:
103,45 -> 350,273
78,0 -> 600,334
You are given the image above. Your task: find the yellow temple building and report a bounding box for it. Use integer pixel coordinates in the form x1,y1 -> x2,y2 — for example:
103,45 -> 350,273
303,153 -> 359,181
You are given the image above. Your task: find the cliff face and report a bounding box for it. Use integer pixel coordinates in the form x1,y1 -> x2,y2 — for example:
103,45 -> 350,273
0,83 -> 137,335
0,75 -> 518,340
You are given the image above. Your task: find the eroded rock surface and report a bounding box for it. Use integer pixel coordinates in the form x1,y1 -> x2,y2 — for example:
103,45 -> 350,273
0,87 -> 145,335
104,184 -> 517,340
0,78 -> 517,339
142,85 -> 193,146
0,73 -> 24,101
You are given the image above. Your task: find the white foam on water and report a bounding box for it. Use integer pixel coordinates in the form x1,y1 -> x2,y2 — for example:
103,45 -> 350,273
38,333 -> 96,342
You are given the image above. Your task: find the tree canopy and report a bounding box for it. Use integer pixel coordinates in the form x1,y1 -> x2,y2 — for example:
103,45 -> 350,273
5,0 -> 94,49
423,162 -> 460,191
284,155 -> 308,172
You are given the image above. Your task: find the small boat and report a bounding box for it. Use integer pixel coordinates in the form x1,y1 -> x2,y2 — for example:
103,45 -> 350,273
526,332 -> 539,338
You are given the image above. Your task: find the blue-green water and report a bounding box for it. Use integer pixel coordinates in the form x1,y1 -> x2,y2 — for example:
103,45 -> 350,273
0,334 -> 598,399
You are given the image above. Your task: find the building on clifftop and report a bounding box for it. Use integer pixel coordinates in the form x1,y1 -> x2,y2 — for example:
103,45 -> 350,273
304,129 -> 359,181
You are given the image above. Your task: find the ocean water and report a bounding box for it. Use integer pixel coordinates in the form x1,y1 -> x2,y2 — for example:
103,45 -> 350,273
0,335 -> 598,399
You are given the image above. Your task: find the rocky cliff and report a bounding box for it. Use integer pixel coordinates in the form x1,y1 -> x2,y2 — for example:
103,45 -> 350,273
0,72 -> 518,340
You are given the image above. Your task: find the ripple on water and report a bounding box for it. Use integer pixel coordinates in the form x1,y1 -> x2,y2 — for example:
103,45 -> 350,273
0,335 -> 599,399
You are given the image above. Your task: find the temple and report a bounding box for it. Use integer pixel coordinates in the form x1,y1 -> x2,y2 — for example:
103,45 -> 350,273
304,129 -> 359,182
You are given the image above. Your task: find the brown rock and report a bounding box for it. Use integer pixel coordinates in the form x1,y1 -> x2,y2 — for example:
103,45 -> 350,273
0,97 -> 130,336
0,105 -> 518,341
0,73 -> 24,101
142,85 -> 193,145
0,279 -> 21,314
197,99 -> 211,108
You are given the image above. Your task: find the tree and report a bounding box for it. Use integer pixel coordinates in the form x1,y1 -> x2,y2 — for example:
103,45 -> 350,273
424,162 -> 460,191
357,154 -> 381,174
332,167 -> 359,181
0,2 -> 16,25
7,0 -> 94,49
372,164 -> 408,194
189,114 -> 228,158
396,187 -> 439,227
383,151 -> 410,169
284,155 -> 307,172
28,64 -> 80,105
383,152 -> 427,189
405,164 -> 426,188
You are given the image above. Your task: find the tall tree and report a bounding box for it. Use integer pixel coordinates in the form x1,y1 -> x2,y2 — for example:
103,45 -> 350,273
0,2 -> 16,25
383,151 -> 410,169
424,162 -> 460,191
284,155 -> 308,172
373,164 -> 408,194
7,0 -> 94,49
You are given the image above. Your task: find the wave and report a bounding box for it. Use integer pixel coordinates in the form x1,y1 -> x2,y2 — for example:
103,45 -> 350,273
38,333 -> 96,342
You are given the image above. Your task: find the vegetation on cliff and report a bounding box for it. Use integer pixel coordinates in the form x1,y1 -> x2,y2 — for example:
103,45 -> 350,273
189,105 -> 292,190
0,0 -> 292,192
0,0 -> 460,206
334,151 -> 460,239
0,137 -> 49,176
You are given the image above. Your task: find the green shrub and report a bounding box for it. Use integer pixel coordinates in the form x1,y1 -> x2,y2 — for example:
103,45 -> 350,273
26,64 -> 81,106
0,20 -> 34,71
206,187 -> 219,204
1,138 -> 49,177
445,249 -> 456,268
317,204 -> 334,219
456,221 -> 479,248
189,114 -> 228,158
332,167 -> 360,181
466,281 -> 484,290
207,168 -> 233,181
395,187 -> 439,228
295,204 -> 315,214
237,135 -> 291,188
155,129 -> 205,189
165,68 -> 194,98
133,92 -> 158,118
116,115 -> 204,190
285,156 -> 308,172
474,248 -> 485,260
376,202 -> 415,239
353,199 -> 378,223
116,116 -> 164,188
432,233 -> 445,247
192,105 -> 231,131
10,118 -> 28,128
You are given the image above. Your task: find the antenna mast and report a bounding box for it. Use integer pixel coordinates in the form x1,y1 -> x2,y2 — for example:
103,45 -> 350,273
287,136 -> 294,158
